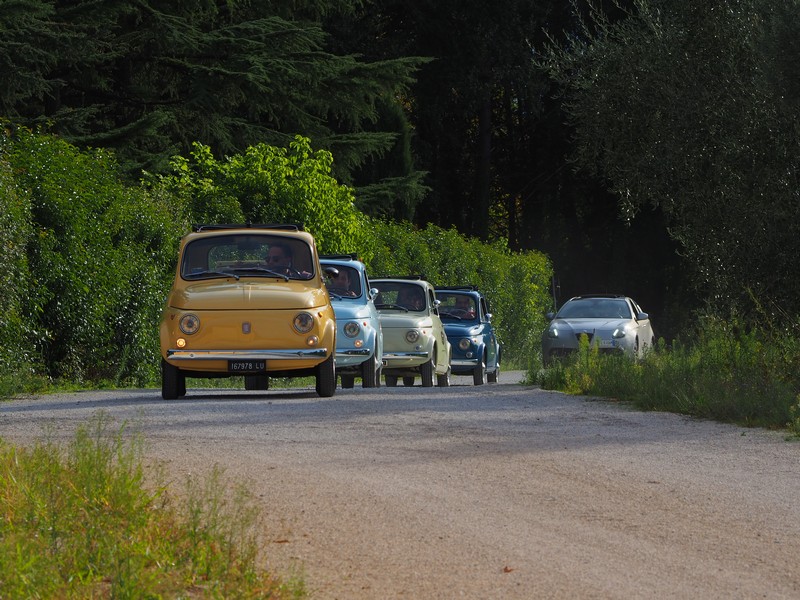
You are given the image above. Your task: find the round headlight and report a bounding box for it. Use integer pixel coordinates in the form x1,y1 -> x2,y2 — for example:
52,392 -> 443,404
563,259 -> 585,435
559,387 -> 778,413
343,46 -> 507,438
405,329 -> 420,343
343,321 -> 361,338
458,338 -> 471,351
179,314 -> 200,335
547,328 -> 559,339
294,312 -> 315,334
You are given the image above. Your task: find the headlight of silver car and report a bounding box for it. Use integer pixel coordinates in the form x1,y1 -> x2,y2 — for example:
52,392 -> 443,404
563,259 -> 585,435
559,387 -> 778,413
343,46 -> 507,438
405,329 -> 420,343
612,328 -> 627,339
293,312 -> 315,334
547,327 -> 559,338
179,313 -> 200,335
343,321 -> 361,338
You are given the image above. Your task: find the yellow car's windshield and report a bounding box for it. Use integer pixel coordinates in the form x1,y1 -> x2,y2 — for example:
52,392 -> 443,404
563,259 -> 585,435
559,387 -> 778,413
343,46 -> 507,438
182,234 -> 315,281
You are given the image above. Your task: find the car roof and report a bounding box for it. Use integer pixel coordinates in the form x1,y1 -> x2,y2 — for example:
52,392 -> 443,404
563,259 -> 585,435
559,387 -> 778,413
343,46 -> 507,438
182,223 -> 316,246
372,277 -> 434,290
568,294 -> 627,300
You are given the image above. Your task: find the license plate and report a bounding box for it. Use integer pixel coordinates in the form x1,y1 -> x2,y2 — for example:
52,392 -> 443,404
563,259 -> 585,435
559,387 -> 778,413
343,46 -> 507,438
228,360 -> 266,372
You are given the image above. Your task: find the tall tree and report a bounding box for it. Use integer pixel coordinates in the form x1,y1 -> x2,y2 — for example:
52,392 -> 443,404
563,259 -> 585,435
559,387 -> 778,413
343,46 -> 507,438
0,0 -> 427,201
541,0 -> 800,318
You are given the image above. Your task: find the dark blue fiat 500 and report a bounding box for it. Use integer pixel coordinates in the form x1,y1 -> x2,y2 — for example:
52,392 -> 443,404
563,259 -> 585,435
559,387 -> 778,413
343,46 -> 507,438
435,286 -> 501,385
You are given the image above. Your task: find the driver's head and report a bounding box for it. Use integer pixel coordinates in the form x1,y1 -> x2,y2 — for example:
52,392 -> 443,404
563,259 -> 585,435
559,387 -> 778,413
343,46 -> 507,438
266,243 -> 292,267
333,269 -> 351,287
399,287 -> 424,309
456,296 -> 472,310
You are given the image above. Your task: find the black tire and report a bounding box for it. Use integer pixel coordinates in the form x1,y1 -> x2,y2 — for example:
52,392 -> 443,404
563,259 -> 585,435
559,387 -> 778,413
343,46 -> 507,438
161,359 -> 182,400
341,374 -> 355,389
420,358 -> 434,388
473,356 -> 487,386
437,364 -> 451,387
244,375 -> 269,390
385,374 -> 398,387
487,355 -> 500,383
361,353 -> 379,388
403,376 -> 415,387
315,355 -> 336,397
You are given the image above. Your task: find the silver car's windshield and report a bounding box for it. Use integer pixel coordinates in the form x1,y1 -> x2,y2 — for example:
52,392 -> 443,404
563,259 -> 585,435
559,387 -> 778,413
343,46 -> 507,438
557,298 -> 632,319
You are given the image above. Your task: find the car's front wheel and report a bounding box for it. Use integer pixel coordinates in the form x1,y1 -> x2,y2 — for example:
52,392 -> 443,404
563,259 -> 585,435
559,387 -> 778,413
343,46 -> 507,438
437,364 -> 451,387
385,374 -> 398,387
420,358 -> 434,387
361,353 -> 379,388
161,359 -> 185,400
473,356 -> 487,386
315,355 -> 336,397
487,354 -> 500,383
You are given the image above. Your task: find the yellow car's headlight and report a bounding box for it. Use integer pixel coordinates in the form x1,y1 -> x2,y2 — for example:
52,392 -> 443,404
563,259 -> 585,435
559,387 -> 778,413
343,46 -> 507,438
179,314 -> 200,335
294,312 -> 315,334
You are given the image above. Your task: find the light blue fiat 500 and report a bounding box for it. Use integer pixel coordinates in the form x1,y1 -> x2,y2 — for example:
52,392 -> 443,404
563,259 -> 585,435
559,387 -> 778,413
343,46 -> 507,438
320,254 -> 384,388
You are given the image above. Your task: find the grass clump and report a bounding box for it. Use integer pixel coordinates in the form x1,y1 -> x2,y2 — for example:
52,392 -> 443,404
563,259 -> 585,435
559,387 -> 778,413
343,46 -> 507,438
0,414 -> 304,599
536,317 -> 800,431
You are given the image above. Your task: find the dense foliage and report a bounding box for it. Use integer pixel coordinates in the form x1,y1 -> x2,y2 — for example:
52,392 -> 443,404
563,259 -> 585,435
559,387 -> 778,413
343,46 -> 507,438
150,136 -> 374,257
0,129 -> 551,392
1,126 -> 183,385
0,0 -> 428,208
540,0 -> 800,320
537,317 -> 800,432
367,222 -> 552,367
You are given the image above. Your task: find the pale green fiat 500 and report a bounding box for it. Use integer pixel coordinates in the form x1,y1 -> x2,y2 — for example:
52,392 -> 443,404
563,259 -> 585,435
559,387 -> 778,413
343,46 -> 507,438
371,277 -> 451,387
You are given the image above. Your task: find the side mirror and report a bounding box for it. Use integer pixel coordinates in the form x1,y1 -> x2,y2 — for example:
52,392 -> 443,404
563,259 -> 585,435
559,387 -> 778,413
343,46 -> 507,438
485,312 -> 493,322
323,266 -> 339,277
369,287 -> 379,299
545,312 -> 555,321
637,311 -> 649,321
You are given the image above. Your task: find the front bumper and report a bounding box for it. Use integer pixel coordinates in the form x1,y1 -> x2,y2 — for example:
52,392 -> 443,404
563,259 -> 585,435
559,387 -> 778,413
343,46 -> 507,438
166,348 -> 329,360
382,350 -> 429,368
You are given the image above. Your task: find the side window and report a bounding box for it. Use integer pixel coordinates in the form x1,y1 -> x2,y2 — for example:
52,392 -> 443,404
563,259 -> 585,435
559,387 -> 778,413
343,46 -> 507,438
428,288 -> 437,314
481,297 -> 489,320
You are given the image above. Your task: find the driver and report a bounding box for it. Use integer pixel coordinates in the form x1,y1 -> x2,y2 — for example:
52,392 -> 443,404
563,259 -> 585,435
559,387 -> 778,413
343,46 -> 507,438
455,295 -> 476,318
266,243 -> 293,269
265,242 -> 310,277
328,268 -> 357,297
397,287 -> 425,311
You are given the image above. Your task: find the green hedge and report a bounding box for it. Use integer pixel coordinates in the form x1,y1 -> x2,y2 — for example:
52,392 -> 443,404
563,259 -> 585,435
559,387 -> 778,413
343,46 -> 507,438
367,221 -> 552,367
0,129 -> 552,394
1,126 -> 184,386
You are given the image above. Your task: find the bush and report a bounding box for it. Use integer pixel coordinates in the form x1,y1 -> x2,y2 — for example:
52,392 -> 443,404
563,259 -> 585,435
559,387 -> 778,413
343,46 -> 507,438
150,136 -> 373,257
538,318 -> 800,430
2,127 -> 184,386
367,221 -> 552,366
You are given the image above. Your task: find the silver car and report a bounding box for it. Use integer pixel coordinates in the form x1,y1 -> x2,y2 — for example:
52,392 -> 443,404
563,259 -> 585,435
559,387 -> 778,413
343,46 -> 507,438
541,295 -> 655,366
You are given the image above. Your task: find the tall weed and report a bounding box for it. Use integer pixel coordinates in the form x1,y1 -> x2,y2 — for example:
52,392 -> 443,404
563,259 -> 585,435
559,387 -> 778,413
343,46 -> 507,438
0,414 -> 302,598
537,319 -> 800,430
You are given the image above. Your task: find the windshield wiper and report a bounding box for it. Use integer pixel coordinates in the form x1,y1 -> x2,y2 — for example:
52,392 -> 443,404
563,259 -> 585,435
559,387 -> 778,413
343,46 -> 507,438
232,267 -> 290,281
188,270 -> 240,281
375,303 -> 409,312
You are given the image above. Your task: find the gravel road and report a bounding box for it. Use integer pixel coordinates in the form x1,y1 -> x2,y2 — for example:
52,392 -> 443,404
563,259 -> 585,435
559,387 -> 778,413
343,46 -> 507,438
2,372 -> 799,599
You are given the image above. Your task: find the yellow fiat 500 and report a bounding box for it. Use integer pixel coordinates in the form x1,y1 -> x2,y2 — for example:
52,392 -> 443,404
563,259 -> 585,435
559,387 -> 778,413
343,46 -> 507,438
159,224 -> 337,399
